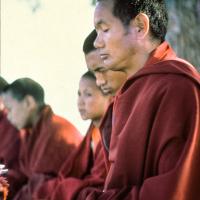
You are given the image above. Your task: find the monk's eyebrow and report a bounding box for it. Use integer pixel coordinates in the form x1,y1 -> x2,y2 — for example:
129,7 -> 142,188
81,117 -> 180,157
94,67 -> 101,72
94,66 -> 104,72
95,19 -> 105,29
89,67 -> 106,74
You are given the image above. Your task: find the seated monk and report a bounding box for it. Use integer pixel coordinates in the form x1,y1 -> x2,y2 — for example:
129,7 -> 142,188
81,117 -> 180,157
77,0 -> 200,199
34,29 -> 127,200
1,77 -> 82,200
0,76 -> 21,198
33,71 -> 111,199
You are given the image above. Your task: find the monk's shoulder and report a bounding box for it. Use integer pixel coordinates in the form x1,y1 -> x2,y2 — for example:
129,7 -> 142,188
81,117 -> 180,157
160,73 -> 198,92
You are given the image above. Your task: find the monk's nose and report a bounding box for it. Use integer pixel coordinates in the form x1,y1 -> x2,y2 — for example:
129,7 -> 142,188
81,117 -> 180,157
94,34 -> 104,49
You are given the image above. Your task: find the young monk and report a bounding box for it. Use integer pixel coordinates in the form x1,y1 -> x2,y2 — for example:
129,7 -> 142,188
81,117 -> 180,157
33,71 -> 111,199
83,29 -> 127,170
1,78 -> 81,200
34,28 -> 128,199
78,0 -> 200,199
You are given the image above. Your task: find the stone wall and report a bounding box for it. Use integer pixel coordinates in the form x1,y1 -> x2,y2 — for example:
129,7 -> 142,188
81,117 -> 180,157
166,0 -> 200,70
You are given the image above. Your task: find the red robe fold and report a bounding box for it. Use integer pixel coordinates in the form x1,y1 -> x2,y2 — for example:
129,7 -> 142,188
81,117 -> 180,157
79,41 -> 200,200
33,123 -> 107,200
0,110 -> 21,197
12,105 -> 81,200
0,110 -> 20,170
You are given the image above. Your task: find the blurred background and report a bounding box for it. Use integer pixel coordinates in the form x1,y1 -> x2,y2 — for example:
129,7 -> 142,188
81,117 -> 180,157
0,0 -> 200,134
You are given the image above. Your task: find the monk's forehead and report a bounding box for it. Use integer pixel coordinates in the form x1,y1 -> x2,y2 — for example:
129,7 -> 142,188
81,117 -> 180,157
85,51 -> 104,71
94,1 -> 114,28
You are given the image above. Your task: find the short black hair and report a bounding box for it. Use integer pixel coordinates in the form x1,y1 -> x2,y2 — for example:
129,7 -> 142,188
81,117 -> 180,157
81,71 -> 96,82
81,71 -> 107,95
0,76 -> 8,93
83,29 -> 97,55
97,0 -> 168,42
3,78 -> 45,105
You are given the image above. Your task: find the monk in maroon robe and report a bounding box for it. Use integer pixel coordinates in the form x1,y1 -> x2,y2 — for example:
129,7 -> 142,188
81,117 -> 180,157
33,71 -> 112,200
0,111 -> 20,173
74,0 -> 200,199
39,32 -> 127,200
0,77 -> 21,198
36,124 -> 107,200
0,111 -> 21,199
1,78 -> 81,199
0,76 -> 20,170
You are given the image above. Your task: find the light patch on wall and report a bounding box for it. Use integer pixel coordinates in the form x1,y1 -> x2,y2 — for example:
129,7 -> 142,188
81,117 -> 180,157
1,0 -> 95,134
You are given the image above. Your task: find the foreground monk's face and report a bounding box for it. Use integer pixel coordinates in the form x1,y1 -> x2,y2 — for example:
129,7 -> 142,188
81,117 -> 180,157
94,1 -> 138,72
2,92 -> 33,130
77,78 -> 109,121
86,50 -> 127,95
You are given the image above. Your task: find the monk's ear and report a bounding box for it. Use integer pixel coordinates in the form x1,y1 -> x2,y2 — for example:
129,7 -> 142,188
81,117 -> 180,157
131,13 -> 149,39
24,95 -> 37,110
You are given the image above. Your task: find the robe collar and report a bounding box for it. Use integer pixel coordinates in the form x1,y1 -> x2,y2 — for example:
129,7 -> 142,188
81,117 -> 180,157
118,41 -> 200,95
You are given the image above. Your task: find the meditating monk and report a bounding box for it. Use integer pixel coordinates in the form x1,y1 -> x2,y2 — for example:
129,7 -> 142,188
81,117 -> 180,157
2,77 -> 81,200
76,0 -> 200,199
34,71 -> 111,200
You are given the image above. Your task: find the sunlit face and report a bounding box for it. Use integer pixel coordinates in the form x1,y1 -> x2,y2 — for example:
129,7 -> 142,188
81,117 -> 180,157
94,1 -> 138,72
2,92 -> 32,130
77,78 -> 109,121
86,50 -> 127,96
95,69 -> 127,95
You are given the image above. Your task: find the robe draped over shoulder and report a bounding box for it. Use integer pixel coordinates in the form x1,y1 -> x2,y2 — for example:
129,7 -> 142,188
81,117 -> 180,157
0,111 -> 21,198
34,123 -> 107,200
12,105 -> 81,200
79,42 -> 200,200
0,111 -> 20,170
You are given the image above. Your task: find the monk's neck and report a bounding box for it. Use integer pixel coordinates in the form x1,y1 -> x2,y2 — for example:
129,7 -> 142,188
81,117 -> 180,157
92,118 -> 101,128
32,112 -> 41,127
125,55 -> 148,78
126,40 -> 161,78
27,106 -> 43,129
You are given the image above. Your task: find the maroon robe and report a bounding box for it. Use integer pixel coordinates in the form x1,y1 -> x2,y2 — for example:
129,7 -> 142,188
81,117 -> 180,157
78,42 -> 200,199
33,123 -> 107,200
0,110 -> 21,197
12,105 -> 81,200
0,110 -> 20,170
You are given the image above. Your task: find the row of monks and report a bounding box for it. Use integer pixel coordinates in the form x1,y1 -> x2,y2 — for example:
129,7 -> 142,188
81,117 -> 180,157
1,0 -> 200,199
0,29 -> 125,200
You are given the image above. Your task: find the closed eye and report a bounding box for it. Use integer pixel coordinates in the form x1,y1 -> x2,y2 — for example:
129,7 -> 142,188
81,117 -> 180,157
102,28 -> 109,33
